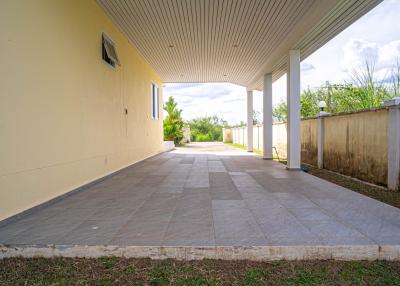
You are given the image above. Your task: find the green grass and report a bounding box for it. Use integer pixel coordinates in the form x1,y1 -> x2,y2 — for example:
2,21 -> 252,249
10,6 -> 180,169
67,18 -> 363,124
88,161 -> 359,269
226,143 -> 263,155
1,258 -> 400,285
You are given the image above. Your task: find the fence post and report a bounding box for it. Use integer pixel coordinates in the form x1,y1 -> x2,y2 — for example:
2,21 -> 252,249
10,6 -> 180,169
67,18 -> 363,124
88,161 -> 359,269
317,111 -> 329,169
385,97 -> 400,191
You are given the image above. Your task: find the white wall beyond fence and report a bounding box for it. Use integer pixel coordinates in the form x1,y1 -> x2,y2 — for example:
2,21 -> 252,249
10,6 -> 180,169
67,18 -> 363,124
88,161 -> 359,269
230,124 -> 287,159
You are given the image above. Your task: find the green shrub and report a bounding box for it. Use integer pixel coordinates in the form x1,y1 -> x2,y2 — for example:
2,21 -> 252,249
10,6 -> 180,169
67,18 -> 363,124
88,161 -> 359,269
188,115 -> 227,142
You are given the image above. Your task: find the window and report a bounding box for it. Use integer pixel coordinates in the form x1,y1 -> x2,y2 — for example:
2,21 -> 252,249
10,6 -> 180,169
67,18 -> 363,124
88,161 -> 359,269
102,33 -> 120,67
151,83 -> 159,120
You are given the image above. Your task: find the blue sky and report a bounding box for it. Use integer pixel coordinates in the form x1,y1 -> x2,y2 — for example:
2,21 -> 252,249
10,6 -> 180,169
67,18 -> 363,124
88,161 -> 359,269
164,0 -> 400,125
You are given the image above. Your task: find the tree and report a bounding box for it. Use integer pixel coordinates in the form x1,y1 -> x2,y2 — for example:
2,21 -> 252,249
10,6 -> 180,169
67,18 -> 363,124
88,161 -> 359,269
345,61 -> 391,109
272,59 -> 397,120
253,110 -> 262,125
233,121 -> 246,127
272,102 -> 287,122
389,59 -> 400,97
188,115 -> 227,142
163,97 -> 183,144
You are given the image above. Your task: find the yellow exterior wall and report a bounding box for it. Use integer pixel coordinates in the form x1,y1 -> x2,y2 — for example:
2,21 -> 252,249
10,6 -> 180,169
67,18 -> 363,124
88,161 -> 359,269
0,0 -> 164,220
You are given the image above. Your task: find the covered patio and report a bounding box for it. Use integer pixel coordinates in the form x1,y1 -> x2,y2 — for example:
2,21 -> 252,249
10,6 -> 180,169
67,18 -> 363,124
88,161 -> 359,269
1,143 -> 399,260
2,0 -> 399,261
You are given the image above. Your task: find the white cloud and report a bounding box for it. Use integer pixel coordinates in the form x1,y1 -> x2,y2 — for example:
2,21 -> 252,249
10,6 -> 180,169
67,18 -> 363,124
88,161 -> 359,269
301,63 -> 315,72
300,0 -> 400,89
342,39 -> 379,71
340,39 -> 400,83
342,39 -> 400,69
164,77 -> 288,125
164,83 -> 247,125
379,40 -> 400,68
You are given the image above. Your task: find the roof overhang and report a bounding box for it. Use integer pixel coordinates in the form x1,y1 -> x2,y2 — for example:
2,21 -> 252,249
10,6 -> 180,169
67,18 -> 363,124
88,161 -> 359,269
97,0 -> 382,90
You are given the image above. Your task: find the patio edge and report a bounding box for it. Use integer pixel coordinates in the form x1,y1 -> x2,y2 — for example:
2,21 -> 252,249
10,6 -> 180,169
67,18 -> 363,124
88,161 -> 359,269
1,244 -> 399,261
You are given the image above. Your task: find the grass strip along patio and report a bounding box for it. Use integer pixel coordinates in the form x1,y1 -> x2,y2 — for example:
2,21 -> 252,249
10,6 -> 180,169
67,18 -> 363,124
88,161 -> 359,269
1,257 -> 400,285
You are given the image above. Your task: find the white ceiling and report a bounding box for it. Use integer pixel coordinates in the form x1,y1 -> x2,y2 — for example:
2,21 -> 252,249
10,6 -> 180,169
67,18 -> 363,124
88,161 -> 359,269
97,0 -> 381,90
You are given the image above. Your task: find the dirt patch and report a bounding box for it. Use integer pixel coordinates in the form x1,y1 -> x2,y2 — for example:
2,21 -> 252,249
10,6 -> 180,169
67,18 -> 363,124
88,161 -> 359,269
303,165 -> 400,208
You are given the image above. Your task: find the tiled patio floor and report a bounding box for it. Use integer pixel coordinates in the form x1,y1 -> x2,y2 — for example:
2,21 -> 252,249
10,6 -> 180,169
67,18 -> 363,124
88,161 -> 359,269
1,143 -> 400,259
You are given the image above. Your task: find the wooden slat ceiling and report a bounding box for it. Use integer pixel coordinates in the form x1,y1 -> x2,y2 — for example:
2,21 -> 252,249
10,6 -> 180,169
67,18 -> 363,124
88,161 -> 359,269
96,0 -> 381,90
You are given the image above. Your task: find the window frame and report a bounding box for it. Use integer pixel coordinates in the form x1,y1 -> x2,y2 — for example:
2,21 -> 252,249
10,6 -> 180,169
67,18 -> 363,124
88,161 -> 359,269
151,82 -> 159,120
101,32 -> 120,68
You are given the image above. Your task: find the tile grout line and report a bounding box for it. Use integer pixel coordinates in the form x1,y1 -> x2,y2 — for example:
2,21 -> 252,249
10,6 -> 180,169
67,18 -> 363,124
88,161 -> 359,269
109,199 -> 149,243
161,153 -> 194,246
206,158 -> 218,247
308,198 -> 382,245
231,170 -> 271,244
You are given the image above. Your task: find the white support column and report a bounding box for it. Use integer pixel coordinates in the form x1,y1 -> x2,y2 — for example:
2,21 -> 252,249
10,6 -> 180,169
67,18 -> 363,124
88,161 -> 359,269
385,97 -> 400,191
247,90 -> 253,152
287,50 -> 301,170
263,73 -> 273,159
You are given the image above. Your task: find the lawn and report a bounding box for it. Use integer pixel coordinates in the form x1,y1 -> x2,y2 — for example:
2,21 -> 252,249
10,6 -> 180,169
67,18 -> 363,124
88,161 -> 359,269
1,257 -> 400,285
226,143 -> 263,155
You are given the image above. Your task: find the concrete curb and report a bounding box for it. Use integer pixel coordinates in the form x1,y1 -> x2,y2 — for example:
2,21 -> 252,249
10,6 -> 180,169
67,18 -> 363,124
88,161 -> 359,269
1,244 -> 399,261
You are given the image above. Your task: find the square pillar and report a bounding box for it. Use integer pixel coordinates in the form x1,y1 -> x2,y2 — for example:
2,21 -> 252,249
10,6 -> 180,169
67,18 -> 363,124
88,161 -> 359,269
263,73 -> 273,159
247,90 -> 253,152
317,112 -> 329,169
385,97 -> 400,191
286,50 -> 301,170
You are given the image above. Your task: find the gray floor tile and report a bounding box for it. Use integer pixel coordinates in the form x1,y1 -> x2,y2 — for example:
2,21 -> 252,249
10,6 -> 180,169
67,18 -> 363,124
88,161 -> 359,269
209,173 -> 242,200
58,220 -> 124,245
112,217 -> 170,246
212,200 -> 246,210
289,208 -> 335,221
348,219 -> 400,238
185,171 -> 209,188
2,143 -> 399,249
373,235 -> 400,245
210,189 -> 243,200
213,204 -> 265,243
208,161 -> 227,172
163,221 -> 214,246
259,220 -> 314,239
269,236 -> 322,246
180,157 -> 194,164
320,236 -> 375,245
88,207 -> 140,222
244,199 -> 284,210
250,207 -> 298,225
183,187 -> 210,196
305,220 -> 365,238
277,198 -> 318,209
7,217 -> 85,244
215,236 -> 269,246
